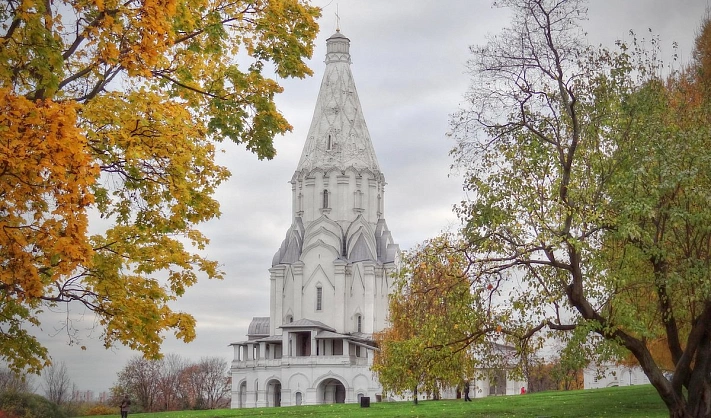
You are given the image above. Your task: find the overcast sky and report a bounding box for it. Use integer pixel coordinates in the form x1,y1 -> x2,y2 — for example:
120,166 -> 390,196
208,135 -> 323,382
33,0 -> 708,394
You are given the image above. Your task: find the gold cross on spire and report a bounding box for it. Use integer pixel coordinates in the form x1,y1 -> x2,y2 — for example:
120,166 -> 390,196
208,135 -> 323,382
335,4 -> 340,32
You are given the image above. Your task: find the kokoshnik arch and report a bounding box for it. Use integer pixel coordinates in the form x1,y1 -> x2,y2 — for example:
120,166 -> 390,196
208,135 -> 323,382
229,30 -> 400,408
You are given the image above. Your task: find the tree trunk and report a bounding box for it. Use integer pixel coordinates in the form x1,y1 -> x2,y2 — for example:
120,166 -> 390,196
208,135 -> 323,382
686,336 -> 711,418
413,386 -> 418,405
645,365 -> 711,418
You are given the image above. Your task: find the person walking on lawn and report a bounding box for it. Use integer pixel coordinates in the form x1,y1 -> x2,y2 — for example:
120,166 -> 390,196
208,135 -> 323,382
120,394 -> 131,418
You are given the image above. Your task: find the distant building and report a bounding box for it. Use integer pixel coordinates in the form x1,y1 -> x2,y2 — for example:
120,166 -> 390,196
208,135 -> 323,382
583,364 -> 651,389
97,391 -> 109,403
71,390 -> 94,403
229,30 -> 400,408
469,343 -> 527,397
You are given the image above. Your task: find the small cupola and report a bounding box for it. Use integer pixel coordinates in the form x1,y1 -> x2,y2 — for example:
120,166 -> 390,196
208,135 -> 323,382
325,30 -> 351,64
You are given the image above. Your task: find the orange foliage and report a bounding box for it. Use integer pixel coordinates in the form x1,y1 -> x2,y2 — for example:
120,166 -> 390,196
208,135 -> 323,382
0,0 -> 320,373
0,89 -> 97,299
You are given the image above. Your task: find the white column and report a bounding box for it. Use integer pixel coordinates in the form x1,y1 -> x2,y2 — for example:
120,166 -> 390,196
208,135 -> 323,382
269,266 -> 285,335
293,262 -> 304,319
363,262 -> 376,334
333,259 -> 347,332
310,330 -> 317,357
282,331 -> 290,358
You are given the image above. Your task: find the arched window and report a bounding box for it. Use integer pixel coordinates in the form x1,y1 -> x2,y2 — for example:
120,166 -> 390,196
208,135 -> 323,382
316,286 -> 323,311
356,314 -> 362,333
322,189 -> 329,209
354,189 -> 363,209
285,315 -> 293,324
327,134 -> 332,150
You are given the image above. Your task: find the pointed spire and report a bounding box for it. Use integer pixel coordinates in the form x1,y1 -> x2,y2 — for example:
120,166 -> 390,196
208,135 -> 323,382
296,32 -> 381,174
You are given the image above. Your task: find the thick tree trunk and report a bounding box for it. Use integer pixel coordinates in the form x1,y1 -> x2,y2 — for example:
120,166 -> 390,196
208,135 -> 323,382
644,350 -> 711,418
685,337 -> 711,418
665,397 -> 711,418
567,255 -> 711,418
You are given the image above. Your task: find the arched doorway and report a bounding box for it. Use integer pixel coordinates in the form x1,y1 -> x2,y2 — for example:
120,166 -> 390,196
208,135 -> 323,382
238,381 -> 247,408
266,379 -> 281,407
318,378 -> 346,404
489,370 -> 506,396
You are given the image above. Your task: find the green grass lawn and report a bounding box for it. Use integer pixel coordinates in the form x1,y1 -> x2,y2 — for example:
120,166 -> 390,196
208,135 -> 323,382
86,385 -> 668,418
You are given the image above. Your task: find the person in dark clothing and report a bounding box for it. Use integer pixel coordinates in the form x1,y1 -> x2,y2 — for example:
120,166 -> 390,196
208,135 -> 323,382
464,381 -> 472,401
120,394 -> 131,418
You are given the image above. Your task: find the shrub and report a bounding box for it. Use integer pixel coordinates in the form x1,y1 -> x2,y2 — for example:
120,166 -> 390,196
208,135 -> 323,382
0,392 -> 67,418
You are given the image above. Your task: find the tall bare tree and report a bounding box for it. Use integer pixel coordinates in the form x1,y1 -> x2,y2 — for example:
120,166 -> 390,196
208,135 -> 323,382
42,361 -> 72,405
198,357 -> 230,409
113,356 -> 161,412
156,354 -> 186,411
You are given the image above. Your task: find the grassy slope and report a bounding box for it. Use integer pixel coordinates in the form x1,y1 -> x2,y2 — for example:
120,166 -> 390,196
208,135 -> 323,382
87,385 -> 668,418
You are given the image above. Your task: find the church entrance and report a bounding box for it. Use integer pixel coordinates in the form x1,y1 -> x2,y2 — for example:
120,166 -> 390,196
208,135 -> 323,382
266,379 -> 281,407
318,378 -> 346,404
489,370 -> 507,395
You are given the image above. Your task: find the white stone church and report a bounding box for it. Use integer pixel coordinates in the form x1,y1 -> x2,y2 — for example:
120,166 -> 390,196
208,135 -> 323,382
229,30 -> 400,408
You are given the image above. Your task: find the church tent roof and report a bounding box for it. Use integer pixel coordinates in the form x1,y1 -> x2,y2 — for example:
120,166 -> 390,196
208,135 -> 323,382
295,30 -> 381,175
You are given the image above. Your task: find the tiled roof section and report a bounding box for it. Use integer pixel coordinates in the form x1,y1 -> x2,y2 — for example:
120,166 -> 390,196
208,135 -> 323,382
315,330 -> 348,339
247,317 -> 270,338
296,31 -> 381,174
272,220 -> 304,266
254,335 -> 284,343
348,332 -> 374,342
279,318 -> 336,332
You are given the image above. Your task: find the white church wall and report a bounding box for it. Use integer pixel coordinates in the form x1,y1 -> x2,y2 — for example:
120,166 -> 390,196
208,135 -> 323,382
231,360 -> 381,408
583,364 -> 651,389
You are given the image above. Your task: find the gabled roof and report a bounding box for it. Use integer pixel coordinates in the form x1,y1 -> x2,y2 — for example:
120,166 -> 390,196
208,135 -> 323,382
279,318 -> 336,332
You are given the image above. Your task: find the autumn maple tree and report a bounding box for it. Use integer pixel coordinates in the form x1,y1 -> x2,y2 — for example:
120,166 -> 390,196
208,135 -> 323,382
0,0 -> 319,374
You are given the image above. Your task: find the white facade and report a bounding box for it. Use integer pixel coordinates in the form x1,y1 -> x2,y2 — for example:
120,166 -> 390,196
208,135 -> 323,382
583,364 -> 651,389
229,31 -> 400,408
469,371 -> 527,397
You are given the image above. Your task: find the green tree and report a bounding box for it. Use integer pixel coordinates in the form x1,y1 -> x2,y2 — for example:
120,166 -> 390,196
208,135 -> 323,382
373,234 -> 493,403
448,1 -> 711,416
0,0 -> 320,374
